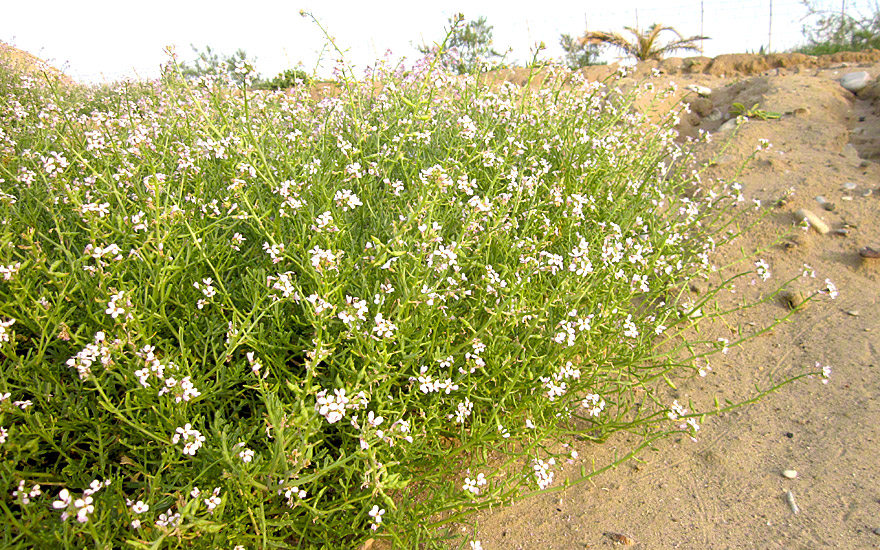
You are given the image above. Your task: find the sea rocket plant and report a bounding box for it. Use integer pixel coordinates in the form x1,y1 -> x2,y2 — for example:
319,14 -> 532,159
0,38 -> 833,549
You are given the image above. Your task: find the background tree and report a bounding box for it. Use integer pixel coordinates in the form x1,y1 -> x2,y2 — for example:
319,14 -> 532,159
796,0 -> 880,55
418,14 -> 507,74
254,68 -> 312,90
178,45 -> 257,86
559,32 -> 605,69
580,23 -> 708,61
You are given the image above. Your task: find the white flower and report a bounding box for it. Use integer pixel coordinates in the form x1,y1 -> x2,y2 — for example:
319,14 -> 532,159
368,504 -> 385,530
819,362 -> 831,384
372,313 -> 397,339
204,487 -> 221,512
823,279 -> 838,299
334,189 -> 363,210
463,472 -> 487,494
0,318 -> 16,343
315,388 -> 350,424
239,447 -> 255,463
755,259 -> 771,281
131,500 -> 149,514
532,458 -> 556,490
450,397 -> 473,424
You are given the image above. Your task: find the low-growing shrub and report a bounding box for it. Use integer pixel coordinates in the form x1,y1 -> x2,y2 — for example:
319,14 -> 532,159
0,45 -> 825,549
254,68 -> 312,91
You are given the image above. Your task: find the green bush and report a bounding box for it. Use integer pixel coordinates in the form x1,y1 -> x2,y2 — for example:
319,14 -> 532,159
0,46 -> 825,549
177,44 -> 257,87
417,14 -> 507,74
795,1 -> 880,54
254,68 -> 312,90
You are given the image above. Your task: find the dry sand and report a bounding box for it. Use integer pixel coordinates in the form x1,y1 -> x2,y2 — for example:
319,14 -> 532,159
462,55 -> 880,550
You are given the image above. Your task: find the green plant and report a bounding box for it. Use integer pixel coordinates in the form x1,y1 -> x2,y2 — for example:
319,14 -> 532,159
580,23 -> 708,61
177,44 -> 258,86
559,32 -> 606,69
418,13 -> 507,74
254,68 -> 312,90
795,0 -> 880,55
729,102 -> 782,120
0,27 -> 832,549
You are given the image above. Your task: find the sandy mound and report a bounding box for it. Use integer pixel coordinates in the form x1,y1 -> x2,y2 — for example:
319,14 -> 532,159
0,42 -> 76,86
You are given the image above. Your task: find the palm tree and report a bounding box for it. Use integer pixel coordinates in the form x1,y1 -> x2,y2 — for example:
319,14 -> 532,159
580,23 -> 709,61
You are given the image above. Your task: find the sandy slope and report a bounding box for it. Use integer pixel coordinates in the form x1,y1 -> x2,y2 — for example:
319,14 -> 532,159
465,56 -> 880,550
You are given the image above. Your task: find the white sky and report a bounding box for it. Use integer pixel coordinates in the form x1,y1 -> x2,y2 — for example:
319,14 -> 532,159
1,0 -> 873,83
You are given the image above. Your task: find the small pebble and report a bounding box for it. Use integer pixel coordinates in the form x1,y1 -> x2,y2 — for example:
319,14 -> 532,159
842,182 -> 857,190
860,246 -> 880,259
815,196 -> 835,211
846,310 -> 860,316
782,469 -> 798,479
783,290 -> 809,310
861,188 -> 873,197
718,118 -> 739,132
873,527 -> 880,536
688,280 -> 706,294
830,228 -> 849,236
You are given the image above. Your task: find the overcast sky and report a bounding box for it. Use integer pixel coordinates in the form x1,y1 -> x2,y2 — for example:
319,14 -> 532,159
1,0 -> 872,83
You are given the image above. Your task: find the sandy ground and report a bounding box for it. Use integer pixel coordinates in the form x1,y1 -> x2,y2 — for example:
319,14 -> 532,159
462,55 -> 880,550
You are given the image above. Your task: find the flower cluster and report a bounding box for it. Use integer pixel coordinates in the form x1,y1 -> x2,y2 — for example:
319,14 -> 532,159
66,331 -> 112,379
193,277 -> 217,309
315,388 -> 368,424
277,482 -> 308,508
0,317 -> 14,343
532,458 -> 556,490
52,479 -> 110,523
172,423 -> 206,455
127,499 -> 149,529
11,480 -> 41,505
463,472 -> 487,495
134,345 -> 201,402
539,361 -> 581,401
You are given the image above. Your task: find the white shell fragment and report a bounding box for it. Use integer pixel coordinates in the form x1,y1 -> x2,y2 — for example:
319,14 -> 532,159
786,490 -> 800,514
685,84 -> 712,97
840,71 -> 871,92
782,469 -> 798,479
795,208 -> 830,234
842,181 -> 857,191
